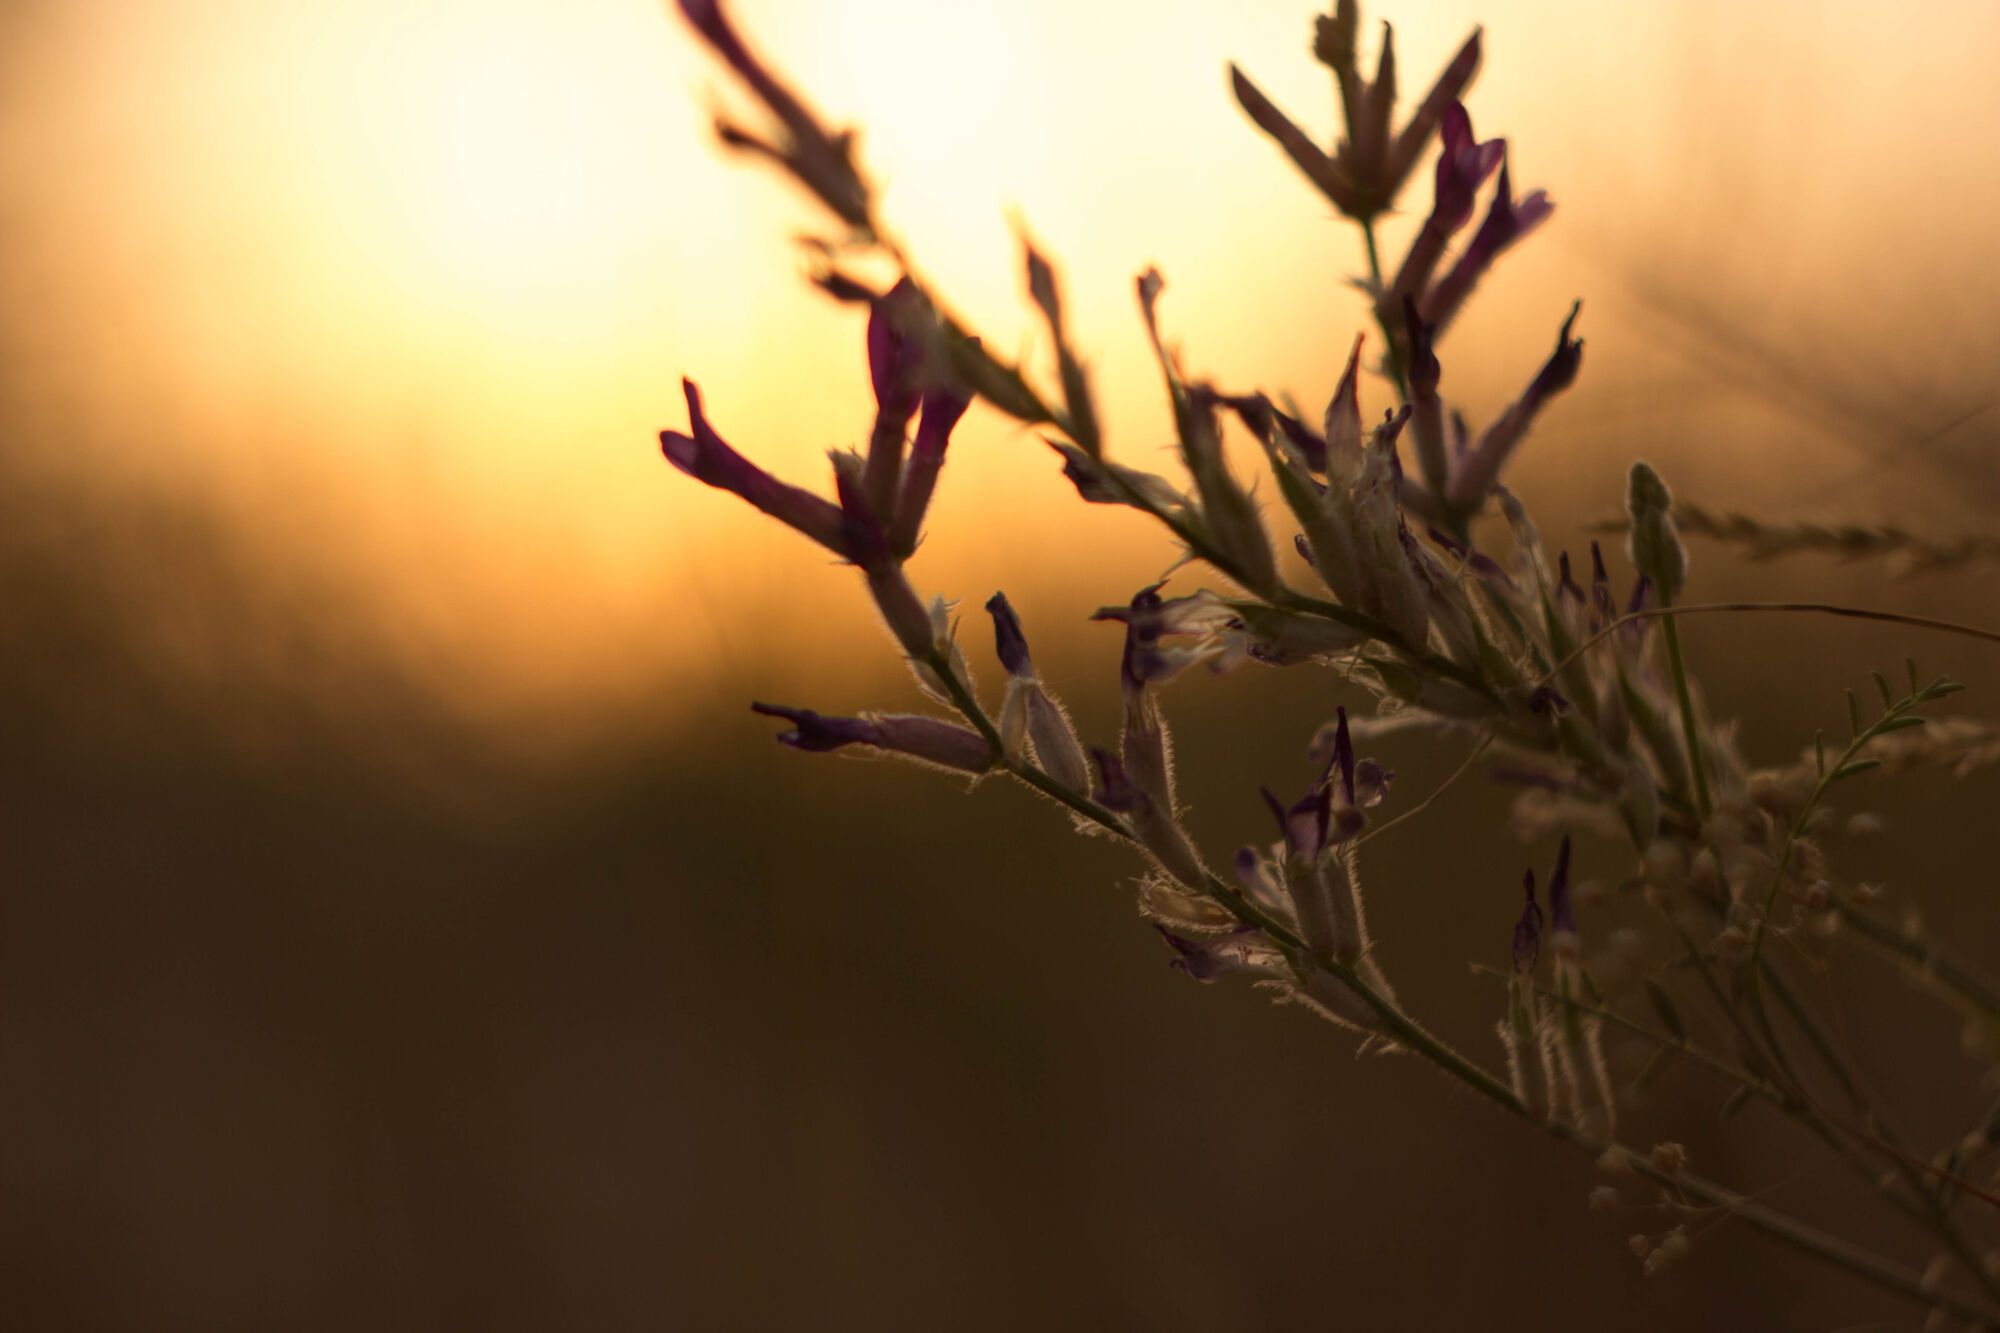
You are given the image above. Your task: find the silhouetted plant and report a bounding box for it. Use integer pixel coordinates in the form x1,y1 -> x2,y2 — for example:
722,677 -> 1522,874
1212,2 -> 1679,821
661,2 -> 2000,1320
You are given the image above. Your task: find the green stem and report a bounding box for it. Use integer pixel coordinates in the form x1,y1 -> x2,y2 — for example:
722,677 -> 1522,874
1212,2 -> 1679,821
1358,217 -> 1409,402
1657,593 -> 1713,822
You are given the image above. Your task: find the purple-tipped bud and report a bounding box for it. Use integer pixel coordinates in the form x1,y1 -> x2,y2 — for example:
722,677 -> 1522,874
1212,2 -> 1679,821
1432,102 -> 1504,231
661,379 -> 850,556
1512,869 -> 1543,973
888,363 -> 975,557
751,703 -> 995,773
1421,162 -> 1553,332
1442,304 -> 1584,512
1329,705 -> 1357,806
986,591 -> 1034,678
1556,551 -> 1585,604
1527,302 -> 1585,407
1547,834 -> 1577,942
1589,541 -> 1617,630
866,277 -> 927,422
1156,924 -> 1262,983
1324,334 -> 1366,481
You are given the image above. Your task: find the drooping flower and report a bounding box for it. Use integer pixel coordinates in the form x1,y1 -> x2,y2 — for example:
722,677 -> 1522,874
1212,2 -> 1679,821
750,703 -> 996,773
660,380 -> 850,556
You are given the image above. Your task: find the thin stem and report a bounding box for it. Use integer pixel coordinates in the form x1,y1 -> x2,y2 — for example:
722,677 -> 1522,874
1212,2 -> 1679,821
926,637 -> 1996,1320
1358,218 -> 1409,402
1657,593 -> 1713,822
1833,893 -> 2000,1027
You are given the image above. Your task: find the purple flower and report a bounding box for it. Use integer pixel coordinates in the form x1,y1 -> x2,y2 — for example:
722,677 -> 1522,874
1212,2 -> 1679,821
890,362 -> 975,556
661,379 -> 850,556
1556,550 -> 1586,606
866,278 -> 927,421
1431,101 -> 1505,230
1094,586 -> 1235,691
862,278 -> 934,520
1589,542 -> 1618,631
1512,869 -> 1543,973
751,703 -> 995,773
1377,102 -> 1503,340
1421,162 -> 1552,334
1443,303 -> 1583,512
985,591 -> 1034,678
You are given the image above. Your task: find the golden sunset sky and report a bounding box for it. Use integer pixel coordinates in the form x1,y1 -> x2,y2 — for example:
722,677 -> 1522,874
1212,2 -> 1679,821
5,0 -> 1996,738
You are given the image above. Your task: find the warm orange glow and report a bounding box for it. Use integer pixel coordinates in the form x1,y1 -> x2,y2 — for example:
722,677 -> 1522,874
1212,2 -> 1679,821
4,0 -> 1996,739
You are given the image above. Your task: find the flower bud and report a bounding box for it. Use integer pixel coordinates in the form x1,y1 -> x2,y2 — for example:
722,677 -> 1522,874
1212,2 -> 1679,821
1625,461 -> 1687,603
750,703 -> 995,773
661,379 -> 850,556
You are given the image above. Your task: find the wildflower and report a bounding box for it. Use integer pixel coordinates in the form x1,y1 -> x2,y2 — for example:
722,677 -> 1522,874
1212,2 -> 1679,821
889,350 -> 975,557
1231,3 -> 1482,222
660,380 -> 850,556
1379,103 -> 1503,330
1420,162 -> 1553,334
750,703 -> 996,773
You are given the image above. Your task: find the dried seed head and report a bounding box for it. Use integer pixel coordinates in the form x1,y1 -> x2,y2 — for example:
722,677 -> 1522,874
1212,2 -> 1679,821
1588,1186 -> 1621,1211
1649,1141 -> 1688,1174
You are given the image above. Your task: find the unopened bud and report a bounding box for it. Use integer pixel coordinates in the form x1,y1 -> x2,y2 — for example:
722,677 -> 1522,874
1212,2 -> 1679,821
1625,462 -> 1686,603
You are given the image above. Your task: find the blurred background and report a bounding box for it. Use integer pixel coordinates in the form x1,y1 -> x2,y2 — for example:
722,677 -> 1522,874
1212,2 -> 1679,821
3,0 -> 1998,1327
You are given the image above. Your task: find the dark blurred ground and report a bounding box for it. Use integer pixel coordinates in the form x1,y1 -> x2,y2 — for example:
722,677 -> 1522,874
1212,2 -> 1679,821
6,2 -> 2000,1329
5,446 -> 1999,1331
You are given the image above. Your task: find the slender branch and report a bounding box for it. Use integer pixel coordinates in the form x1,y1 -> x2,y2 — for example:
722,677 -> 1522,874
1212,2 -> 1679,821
1358,218 -> 1409,402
